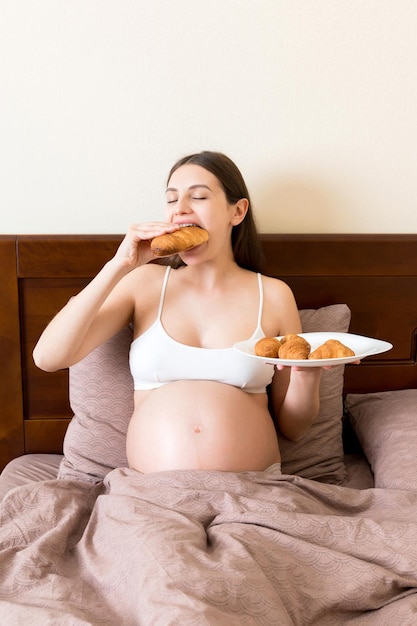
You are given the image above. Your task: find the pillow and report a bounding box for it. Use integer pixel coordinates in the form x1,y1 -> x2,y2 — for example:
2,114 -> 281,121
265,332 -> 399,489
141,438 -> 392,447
58,304 -> 351,484
58,327 -> 134,482
346,390 -> 417,490
279,304 -> 351,484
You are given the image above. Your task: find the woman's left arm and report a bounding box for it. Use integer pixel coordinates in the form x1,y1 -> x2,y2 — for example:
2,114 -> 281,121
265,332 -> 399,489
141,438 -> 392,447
264,276 -> 323,441
270,366 -> 322,441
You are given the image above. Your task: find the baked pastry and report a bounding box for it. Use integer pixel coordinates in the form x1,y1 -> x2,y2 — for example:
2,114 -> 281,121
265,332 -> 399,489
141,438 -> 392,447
278,334 -> 311,359
309,339 -> 355,360
279,334 -> 307,347
254,337 -> 281,358
151,225 -> 209,257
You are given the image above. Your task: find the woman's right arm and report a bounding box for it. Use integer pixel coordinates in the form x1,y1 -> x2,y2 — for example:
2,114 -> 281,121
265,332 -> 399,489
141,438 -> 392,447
33,222 -> 179,372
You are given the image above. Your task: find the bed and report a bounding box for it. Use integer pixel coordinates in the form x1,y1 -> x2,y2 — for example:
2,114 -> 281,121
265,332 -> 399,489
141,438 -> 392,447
0,233 -> 417,624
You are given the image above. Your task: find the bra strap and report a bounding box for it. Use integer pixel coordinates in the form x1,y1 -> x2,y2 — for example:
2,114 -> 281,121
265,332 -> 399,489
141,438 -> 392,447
256,273 -> 263,330
157,266 -> 171,319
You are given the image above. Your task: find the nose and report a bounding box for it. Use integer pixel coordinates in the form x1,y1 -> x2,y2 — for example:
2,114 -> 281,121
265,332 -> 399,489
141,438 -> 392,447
174,194 -> 192,215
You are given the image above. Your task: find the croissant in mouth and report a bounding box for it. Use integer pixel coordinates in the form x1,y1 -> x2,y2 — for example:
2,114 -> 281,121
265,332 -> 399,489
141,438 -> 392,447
151,225 -> 209,257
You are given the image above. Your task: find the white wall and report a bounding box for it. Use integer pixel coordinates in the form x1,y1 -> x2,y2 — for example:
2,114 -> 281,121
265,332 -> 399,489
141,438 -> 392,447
1,0 -> 416,234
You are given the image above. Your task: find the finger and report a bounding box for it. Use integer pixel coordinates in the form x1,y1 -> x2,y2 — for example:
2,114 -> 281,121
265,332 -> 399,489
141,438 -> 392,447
130,222 -> 180,241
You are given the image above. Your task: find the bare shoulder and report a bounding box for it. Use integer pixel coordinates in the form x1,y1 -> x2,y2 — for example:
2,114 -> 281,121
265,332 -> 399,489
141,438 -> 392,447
260,274 -> 301,335
104,263 -> 169,317
261,274 -> 297,304
109,263 -> 170,335
119,262 -> 168,290
118,262 -> 169,310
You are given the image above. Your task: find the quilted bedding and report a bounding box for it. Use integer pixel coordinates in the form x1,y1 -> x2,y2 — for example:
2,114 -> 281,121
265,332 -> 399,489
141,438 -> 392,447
1,466 -> 417,625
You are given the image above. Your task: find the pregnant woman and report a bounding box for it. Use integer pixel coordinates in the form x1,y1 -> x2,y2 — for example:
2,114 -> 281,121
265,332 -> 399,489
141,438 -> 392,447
33,151 -> 323,473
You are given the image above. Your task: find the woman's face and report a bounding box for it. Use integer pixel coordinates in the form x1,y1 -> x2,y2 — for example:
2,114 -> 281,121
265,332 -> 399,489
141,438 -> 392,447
165,164 -> 247,235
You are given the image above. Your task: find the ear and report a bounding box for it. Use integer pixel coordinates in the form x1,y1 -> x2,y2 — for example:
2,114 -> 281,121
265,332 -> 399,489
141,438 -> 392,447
230,198 -> 249,226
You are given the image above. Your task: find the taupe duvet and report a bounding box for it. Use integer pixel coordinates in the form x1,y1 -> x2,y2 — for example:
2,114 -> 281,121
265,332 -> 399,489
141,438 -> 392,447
1,465 -> 417,625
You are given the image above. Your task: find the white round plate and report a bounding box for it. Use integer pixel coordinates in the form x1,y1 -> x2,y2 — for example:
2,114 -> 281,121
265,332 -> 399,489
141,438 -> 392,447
233,332 -> 393,368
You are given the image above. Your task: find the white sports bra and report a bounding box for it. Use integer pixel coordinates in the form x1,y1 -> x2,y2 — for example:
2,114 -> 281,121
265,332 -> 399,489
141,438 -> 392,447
129,266 -> 275,393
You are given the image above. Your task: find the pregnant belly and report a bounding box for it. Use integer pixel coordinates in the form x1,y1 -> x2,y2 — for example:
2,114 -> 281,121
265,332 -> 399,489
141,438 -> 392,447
126,381 -> 280,473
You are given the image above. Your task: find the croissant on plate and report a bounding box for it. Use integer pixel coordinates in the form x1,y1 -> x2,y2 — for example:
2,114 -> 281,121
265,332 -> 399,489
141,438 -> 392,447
151,225 -> 209,257
309,339 -> 355,360
278,334 -> 311,360
254,337 -> 282,358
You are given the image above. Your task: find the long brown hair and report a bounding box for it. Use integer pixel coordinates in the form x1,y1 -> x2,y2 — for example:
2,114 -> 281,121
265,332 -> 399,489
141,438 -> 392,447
167,151 -> 264,272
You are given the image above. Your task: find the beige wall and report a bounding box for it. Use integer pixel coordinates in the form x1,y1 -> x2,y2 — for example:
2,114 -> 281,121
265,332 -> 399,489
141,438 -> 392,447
1,1 -> 416,234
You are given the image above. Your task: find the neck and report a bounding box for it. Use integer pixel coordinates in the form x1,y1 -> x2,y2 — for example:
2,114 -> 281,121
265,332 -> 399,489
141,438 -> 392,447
182,258 -> 244,291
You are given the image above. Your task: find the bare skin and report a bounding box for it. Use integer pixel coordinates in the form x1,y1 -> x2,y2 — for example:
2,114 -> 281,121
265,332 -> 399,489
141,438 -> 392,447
33,163 -> 323,473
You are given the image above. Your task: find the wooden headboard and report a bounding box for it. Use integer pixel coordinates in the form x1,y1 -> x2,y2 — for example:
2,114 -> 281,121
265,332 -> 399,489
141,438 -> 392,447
1,234 -> 417,471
